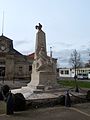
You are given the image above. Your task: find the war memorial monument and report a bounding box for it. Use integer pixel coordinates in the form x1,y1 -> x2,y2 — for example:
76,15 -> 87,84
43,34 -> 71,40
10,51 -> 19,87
12,23 -> 62,100
28,23 -> 58,91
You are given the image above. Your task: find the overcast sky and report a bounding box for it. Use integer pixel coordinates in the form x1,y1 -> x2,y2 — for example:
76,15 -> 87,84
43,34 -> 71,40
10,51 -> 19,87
0,0 -> 90,66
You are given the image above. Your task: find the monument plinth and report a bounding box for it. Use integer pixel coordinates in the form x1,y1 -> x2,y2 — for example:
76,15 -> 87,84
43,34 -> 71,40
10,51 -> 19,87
28,23 -> 58,91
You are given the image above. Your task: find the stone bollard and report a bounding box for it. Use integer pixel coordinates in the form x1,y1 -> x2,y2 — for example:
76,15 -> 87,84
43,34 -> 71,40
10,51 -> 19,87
1,85 -> 14,115
86,90 -> 90,101
6,91 -> 14,115
65,90 -> 71,107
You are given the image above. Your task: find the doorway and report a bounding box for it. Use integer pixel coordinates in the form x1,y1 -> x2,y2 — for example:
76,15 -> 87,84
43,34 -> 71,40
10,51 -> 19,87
0,67 -> 5,76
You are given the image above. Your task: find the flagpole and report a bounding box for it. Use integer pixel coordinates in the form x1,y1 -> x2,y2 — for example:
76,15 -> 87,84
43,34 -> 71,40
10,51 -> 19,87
2,11 -> 4,36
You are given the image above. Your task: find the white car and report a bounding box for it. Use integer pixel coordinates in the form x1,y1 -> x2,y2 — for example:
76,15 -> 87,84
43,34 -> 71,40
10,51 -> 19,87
77,73 -> 88,79
77,74 -> 83,79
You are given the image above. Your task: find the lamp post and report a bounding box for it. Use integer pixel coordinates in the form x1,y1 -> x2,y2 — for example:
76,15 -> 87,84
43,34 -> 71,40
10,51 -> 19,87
74,65 -> 79,92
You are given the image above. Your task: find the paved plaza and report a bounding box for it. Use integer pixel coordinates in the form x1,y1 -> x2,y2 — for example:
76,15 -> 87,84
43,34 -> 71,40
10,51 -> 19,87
0,103 -> 90,120
0,79 -> 90,120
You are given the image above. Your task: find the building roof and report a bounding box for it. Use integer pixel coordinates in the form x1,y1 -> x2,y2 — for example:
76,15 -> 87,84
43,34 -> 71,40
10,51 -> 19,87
27,53 -> 34,60
0,35 -> 23,56
0,34 -> 13,41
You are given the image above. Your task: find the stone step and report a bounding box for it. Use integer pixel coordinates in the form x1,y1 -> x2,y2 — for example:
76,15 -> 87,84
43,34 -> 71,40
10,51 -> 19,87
36,85 -> 45,90
34,89 -> 43,93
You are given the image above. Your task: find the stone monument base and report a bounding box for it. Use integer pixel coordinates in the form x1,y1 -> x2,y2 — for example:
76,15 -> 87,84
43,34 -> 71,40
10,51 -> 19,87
27,71 -> 59,92
11,70 -> 60,99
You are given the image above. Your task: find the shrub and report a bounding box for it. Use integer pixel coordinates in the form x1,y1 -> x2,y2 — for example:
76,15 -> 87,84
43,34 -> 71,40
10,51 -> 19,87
14,93 -> 26,111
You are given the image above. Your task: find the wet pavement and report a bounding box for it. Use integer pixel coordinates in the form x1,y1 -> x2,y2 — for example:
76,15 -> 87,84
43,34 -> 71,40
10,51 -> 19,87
0,103 -> 90,120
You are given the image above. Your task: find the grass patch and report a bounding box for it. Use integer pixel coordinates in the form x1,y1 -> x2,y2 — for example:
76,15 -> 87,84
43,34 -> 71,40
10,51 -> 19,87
58,80 -> 90,88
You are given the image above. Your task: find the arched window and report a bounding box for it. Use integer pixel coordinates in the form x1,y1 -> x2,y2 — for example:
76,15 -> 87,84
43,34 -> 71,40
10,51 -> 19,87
0,59 -> 5,65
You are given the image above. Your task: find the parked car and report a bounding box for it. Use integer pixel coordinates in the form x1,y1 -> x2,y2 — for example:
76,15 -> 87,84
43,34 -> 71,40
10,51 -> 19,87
77,74 -> 83,79
77,73 -> 88,80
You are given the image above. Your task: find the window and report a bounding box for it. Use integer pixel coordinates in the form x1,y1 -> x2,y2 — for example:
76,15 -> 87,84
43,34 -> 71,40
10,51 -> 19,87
19,66 -> 22,71
65,70 -> 69,74
61,70 -> 63,74
0,60 -> 5,65
0,67 -> 5,76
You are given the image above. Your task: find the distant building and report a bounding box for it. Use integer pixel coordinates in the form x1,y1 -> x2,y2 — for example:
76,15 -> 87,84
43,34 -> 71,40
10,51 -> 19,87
0,35 -> 33,80
59,67 -> 90,78
59,68 -> 73,78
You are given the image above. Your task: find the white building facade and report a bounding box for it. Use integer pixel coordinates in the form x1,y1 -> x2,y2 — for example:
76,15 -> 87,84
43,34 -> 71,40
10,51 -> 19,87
59,67 -> 90,78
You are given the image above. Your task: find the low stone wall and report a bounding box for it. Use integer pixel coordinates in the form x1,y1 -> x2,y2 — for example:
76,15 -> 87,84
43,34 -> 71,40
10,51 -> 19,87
26,97 -> 60,108
70,94 -> 87,104
26,93 -> 88,109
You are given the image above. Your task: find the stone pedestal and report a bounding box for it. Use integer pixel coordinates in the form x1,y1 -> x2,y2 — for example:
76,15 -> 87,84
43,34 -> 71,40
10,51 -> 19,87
28,71 -> 58,91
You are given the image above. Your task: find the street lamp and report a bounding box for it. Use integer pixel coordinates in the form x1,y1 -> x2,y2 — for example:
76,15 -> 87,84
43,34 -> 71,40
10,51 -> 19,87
74,65 -> 79,92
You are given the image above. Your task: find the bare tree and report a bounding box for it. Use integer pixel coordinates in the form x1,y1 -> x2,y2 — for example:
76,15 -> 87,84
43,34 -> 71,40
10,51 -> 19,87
69,49 -> 82,92
69,49 -> 81,68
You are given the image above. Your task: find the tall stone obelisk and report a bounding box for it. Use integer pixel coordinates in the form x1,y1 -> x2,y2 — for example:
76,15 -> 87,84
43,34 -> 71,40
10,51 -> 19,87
28,23 -> 58,91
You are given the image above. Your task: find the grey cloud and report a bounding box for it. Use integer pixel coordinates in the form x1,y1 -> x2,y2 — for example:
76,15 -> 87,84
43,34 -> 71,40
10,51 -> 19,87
14,39 -> 29,46
53,49 -> 90,67
20,50 -> 32,55
47,42 -> 72,48
80,45 -> 88,50
58,42 -> 72,47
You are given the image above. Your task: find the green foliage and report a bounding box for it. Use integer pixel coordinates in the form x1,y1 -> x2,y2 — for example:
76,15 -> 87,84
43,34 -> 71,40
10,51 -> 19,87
58,80 -> 90,88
